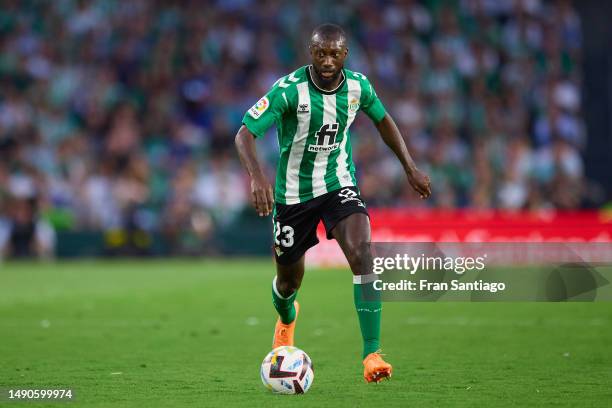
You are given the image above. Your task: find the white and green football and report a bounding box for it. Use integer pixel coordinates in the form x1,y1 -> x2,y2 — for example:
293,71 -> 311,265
260,346 -> 314,394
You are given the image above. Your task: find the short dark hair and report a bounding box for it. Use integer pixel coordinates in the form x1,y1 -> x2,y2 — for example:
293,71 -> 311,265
310,24 -> 347,45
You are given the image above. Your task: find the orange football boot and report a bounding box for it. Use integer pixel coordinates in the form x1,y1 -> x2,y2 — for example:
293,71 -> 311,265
272,301 -> 300,348
363,351 -> 393,383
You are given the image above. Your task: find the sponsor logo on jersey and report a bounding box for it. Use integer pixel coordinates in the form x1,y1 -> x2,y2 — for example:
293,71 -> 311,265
308,123 -> 340,152
348,97 -> 360,112
308,143 -> 340,152
297,103 -> 309,113
248,96 -> 269,119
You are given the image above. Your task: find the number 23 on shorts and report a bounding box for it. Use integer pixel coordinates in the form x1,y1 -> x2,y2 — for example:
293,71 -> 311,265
274,221 -> 294,247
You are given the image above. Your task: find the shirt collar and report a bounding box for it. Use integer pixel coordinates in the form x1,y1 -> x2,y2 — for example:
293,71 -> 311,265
306,65 -> 346,95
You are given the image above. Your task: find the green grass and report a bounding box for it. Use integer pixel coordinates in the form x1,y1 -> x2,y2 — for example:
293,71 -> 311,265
1,259 -> 611,407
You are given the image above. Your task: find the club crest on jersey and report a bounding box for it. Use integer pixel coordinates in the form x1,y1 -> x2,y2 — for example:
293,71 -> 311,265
297,103 -> 309,113
248,96 -> 269,119
348,97 -> 360,112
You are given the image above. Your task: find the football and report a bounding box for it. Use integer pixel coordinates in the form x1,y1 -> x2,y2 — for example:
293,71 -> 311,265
260,346 -> 314,394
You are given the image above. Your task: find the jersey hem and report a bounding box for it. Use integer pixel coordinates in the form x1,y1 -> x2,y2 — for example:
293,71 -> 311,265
242,121 -> 265,138
370,110 -> 387,124
275,182 -> 357,205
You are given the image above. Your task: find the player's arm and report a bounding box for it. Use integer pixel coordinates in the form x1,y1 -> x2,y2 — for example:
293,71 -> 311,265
359,76 -> 431,199
374,113 -> 431,199
236,86 -> 288,216
235,125 -> 274,217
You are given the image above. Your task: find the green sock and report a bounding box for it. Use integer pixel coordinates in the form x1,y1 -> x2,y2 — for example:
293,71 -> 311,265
353,277 -> 382,359
272,277 -> 297,324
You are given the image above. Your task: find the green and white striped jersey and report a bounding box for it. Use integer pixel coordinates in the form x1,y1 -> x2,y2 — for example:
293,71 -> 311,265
242,65 -> 386,205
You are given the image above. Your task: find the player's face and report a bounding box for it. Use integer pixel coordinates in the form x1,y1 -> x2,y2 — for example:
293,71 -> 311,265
309,39 -> 347,87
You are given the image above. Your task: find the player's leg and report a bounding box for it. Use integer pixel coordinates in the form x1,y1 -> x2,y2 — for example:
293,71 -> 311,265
322,187 -> 391,382
271,201 -> 319,347
329,213 -> 381,355
271,256 -> 304,348
273,255 -> 304,324
331,214 -> 391,382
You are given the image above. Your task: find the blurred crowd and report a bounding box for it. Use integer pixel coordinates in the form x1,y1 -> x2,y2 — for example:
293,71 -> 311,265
0,0 -> 587,255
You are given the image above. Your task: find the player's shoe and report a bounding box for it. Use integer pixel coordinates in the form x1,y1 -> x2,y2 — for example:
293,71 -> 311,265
272,301 -> 300,348
363,351 -> 393,383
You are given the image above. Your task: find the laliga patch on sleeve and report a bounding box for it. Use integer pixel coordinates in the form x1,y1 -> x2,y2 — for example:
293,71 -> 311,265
248,96 -> 270,119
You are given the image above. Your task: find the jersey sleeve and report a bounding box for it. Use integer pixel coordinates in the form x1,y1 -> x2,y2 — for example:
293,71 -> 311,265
360,78 -> 386,124
242,85 -> 289,138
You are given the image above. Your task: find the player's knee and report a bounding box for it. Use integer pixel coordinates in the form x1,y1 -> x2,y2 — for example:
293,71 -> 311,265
276,277 -> 301,297
345,241 -> 372,275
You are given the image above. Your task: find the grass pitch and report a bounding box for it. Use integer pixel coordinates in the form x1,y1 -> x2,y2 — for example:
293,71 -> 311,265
1,259 -> 611,407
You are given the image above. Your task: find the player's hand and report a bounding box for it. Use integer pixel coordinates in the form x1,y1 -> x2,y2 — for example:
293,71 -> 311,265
407,168 -> 431,199
250,174 -> 274,216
